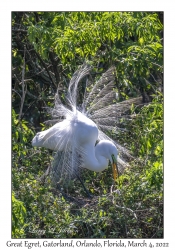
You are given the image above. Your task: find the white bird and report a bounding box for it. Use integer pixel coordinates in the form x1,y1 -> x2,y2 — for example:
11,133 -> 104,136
32,64 -> 142,191
32,109 -> 118,178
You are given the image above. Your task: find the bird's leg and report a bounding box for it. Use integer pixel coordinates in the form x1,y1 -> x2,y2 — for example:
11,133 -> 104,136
75,173 -> 93,198
56,183 -> 76,202
56,176 -> 92,199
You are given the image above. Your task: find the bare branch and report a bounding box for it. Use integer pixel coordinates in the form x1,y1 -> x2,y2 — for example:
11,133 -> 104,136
19,46 -> 27,121
35,51 -> 56,90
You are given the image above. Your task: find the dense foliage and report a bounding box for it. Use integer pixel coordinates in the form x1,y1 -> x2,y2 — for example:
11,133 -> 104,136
12,12 -> 163,238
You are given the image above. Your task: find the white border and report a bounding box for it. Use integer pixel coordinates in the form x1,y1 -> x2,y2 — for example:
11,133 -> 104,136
0,1 -> 175,249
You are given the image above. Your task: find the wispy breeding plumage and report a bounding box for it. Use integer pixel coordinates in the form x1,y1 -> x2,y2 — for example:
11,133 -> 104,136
32,63 -> 142,189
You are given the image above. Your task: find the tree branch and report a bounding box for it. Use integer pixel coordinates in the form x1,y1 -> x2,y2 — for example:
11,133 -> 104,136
19,46 -> 27,121
35,51 -> 56,90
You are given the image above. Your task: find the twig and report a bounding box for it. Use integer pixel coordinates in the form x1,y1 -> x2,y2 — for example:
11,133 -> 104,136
151,62 -> 163,69
35,51 -> 56,90
108,193 -> 138,220
19,46 -> 27,121
12,89 -> 22,100
12,28 -> 27,33
115,205 -> 137,220
49,50 -> 60,84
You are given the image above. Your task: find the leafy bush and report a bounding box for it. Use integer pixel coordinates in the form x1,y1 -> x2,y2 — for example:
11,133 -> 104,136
12,192 -> 26,238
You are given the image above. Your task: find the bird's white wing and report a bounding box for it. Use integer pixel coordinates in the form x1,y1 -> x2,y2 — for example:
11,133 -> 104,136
32,119 -> 72,151
33,124 -> 86,185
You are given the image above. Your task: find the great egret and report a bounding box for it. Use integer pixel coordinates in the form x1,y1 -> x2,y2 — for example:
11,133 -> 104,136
32,109 -> 118,179
32,64 -> 141,193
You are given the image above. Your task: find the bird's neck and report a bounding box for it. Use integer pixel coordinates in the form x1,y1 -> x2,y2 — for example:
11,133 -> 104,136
82,143 -> 108,172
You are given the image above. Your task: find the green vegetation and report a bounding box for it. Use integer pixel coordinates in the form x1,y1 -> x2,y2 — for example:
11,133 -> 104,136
12,12 -> 163,238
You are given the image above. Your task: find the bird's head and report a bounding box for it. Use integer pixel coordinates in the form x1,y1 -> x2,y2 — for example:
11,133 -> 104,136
95,140 -> 119,180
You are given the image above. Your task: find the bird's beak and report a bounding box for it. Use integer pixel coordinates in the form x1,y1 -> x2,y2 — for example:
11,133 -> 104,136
111,154 -> 119,181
